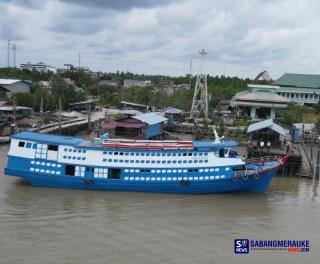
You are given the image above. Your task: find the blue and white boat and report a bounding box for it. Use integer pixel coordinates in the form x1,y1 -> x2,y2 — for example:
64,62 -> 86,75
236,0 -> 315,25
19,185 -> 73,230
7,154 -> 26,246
4,131 -> 287,194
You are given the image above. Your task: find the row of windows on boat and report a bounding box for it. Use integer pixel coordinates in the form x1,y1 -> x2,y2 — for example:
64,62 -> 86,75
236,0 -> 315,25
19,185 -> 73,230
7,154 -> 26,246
18,142 -> 206,157
18,141 -> 59,151
102,151 -> 209,157
102,159 -> 209,164
124,167 -> 227,173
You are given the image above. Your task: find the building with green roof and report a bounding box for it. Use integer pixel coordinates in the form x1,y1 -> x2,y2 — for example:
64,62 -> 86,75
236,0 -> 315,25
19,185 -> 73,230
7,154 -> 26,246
230,88 -> 290,120
249,73 -> 320,105
230,72 -> 320,119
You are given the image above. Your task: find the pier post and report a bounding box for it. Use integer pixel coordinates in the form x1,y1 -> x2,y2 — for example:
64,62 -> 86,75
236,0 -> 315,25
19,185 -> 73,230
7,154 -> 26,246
315,149 -> 320,180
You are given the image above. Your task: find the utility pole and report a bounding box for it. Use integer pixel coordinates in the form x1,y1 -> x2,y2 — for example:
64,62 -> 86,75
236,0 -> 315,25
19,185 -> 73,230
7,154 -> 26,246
87,100 -> 92,133
12,43 -> 16,68
78,53 -> 81,69
189,59 -> 192,90
190,49 -> 208,119
7,40 -> 11,68
39,94 -> 43,129
10,97 -> 17,135
58,97 -> 62,135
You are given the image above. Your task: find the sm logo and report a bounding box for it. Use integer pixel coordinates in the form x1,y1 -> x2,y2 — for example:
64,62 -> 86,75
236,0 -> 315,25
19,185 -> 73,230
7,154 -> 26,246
234,239 -> 249,254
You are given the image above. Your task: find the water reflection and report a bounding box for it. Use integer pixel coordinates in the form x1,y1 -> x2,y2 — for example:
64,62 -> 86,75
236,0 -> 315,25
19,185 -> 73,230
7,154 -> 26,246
1,145 -> 320,264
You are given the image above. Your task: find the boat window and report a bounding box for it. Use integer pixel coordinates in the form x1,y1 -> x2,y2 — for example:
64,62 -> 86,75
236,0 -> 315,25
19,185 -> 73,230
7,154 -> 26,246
18,141 -> 25,147
65,165 -> 75,176
232,165 -> 246,171
119,152 -> 123,155
188,153 -> 192,156
219,148 -> 224,157
48,145 -> 58,151
26,142 -> 32,148
183,153 -> 187,156
109,169 -> 121,179
114,152 -> 118,155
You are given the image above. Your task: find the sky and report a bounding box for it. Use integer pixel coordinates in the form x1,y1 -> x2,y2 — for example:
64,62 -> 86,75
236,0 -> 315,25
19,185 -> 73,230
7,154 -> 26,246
1,0 -> 320,79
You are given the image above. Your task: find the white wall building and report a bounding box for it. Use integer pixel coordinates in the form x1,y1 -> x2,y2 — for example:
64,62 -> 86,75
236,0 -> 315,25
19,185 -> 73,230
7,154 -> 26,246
123,80 -> 151,88
20,62 -> 57,73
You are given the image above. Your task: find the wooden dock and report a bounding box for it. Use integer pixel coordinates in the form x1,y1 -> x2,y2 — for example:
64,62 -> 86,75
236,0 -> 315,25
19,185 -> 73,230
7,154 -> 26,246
247,147 -> 305,177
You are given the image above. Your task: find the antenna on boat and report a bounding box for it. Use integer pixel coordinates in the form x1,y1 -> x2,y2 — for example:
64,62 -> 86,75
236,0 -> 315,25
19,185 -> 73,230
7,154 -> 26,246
213,128 -> 221,143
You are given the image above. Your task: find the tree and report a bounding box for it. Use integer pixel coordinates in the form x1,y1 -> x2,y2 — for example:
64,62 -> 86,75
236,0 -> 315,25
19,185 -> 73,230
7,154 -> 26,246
282,103 -> 306,126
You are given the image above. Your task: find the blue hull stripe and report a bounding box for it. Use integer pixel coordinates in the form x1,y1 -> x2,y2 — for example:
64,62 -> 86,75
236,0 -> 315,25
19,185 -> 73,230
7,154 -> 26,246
5,167 -> 277,194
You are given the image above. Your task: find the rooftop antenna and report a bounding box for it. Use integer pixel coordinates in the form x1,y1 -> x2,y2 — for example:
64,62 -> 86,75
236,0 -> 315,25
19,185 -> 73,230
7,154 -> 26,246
12,43 -> 16,68
7,40 -> 11,68
190,49 -> 208,119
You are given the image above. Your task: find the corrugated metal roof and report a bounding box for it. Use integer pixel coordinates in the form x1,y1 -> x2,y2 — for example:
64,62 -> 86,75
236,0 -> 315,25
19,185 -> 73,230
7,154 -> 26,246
0,79 -> 31,85
275,73 -> 320,88
0,106 -> 32,111
0,79 -> 22,85
133,113 -> 167,125
164,107 -> 183,114
247,119 -> 285,136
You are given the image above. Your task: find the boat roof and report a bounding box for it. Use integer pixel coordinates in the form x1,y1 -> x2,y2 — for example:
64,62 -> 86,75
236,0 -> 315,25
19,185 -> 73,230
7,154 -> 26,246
193,140 -> 238,150
12,131 -> 84,146
11,131 -> 238,150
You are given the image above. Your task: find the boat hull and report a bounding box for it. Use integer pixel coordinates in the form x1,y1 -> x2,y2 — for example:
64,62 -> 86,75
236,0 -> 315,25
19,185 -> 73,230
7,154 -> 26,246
4,166 -> 278,194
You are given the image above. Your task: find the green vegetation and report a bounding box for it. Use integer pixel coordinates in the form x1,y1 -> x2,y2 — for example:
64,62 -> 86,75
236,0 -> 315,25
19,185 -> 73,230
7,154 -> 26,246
281,103 -> 306,126
0,68 -> 249,112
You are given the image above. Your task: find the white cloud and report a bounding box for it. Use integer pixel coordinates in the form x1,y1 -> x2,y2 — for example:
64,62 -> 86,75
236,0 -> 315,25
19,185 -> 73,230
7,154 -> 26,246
1,0 -> 320,78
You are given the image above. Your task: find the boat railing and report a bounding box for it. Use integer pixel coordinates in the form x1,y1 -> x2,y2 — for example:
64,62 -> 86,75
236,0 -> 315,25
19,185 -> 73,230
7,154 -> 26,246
234,169 -> 258,178
246,155 -> 281,164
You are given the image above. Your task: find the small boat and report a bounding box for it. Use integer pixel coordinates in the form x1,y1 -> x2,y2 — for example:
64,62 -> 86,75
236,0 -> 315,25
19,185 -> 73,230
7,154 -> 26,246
4,131 -> 287,194
0,136 -> 10,144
